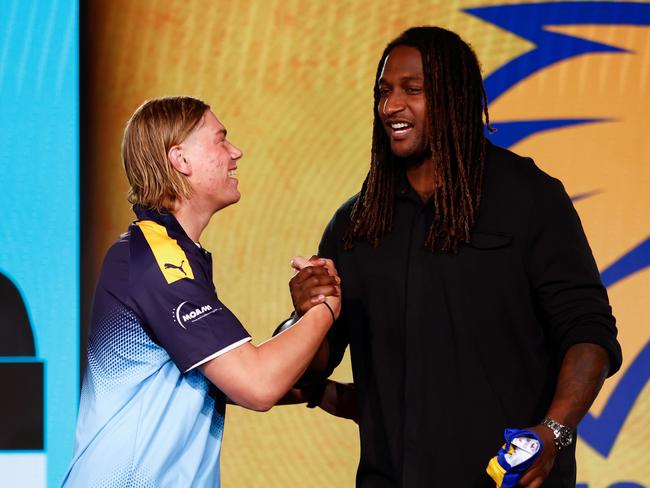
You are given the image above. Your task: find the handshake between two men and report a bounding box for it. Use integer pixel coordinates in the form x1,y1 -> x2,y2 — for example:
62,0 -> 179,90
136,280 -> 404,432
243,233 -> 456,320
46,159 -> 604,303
274,255 -> 357,422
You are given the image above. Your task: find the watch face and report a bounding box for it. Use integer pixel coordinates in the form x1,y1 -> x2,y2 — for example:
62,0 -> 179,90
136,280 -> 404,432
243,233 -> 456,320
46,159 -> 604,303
542,418 -> 574,449
560,431 -> 573,447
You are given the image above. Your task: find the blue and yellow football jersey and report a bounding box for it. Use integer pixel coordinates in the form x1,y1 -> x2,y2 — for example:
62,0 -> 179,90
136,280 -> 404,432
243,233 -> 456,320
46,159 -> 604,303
62,206 -> 251,487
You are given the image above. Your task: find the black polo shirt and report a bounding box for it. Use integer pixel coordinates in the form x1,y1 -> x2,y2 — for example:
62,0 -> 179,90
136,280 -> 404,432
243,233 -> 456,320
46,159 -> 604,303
319,144 -> 621,487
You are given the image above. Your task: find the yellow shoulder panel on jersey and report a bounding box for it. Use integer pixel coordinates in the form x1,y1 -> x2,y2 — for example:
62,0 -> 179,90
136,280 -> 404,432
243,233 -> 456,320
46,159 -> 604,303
136,220 -> 195,284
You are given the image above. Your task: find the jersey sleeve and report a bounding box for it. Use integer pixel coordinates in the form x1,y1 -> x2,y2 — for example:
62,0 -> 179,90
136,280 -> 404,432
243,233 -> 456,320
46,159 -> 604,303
128,226 -> 251,373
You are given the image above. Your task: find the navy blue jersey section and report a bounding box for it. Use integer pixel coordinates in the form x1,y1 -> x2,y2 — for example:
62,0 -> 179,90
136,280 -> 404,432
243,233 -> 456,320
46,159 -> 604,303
128,222 -> 250,372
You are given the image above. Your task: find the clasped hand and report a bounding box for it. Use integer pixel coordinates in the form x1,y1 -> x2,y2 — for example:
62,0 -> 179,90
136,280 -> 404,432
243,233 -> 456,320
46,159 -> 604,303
289,255 -> 341,319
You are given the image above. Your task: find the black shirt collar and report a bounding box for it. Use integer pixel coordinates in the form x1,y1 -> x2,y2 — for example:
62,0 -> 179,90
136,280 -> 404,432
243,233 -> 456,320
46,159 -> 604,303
396,170 -> 434,206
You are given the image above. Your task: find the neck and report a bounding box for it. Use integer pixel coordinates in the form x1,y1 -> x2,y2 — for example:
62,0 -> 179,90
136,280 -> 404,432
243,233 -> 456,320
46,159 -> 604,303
170,199 -> 213,243
405,157 -> 438,202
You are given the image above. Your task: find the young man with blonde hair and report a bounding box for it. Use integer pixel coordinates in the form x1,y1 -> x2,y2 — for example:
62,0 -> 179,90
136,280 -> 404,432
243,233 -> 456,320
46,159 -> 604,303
63,96 -> 340,487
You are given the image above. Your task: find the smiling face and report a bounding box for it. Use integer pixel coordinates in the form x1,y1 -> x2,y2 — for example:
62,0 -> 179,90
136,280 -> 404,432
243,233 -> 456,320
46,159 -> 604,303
181,110 -> 243,213
377,45 -> 429,160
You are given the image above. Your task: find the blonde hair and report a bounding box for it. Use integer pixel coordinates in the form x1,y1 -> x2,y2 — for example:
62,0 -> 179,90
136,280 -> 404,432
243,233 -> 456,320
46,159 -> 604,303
122,96 -> 210,210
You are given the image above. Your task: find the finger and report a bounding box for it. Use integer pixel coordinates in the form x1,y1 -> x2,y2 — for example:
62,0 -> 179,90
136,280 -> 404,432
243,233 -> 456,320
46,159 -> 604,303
290,256 -> 311,271
307,276 -> 340,293
305,274 -> 339,287
291,255 -> 326,272
301,295 -> 325,308
519,472 -> 533,486
289,269 -> 310,287
518,467 -> 540,486
322,258 -> 339,277
308,255 -> 328,266
521,477 -> 543,488
306,285 -> 339,300
291,266 -> 331,285
292,276 -> 338,297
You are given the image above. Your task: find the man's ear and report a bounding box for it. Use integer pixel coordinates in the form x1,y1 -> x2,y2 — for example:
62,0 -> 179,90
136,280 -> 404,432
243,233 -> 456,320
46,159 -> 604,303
168,145 -> 191,176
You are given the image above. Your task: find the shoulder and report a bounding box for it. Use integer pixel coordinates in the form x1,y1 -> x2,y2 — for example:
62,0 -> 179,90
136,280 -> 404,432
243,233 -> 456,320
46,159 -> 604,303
329,194 -> 359,227
91,232 -> 132,316
128,220 -> 201,287
486,142 -> 565,198
318,194 -> 358,256
322,194 -> 358,239
97,233 -> 130,284
476,143 -> 571,231
334,194 -> 359,218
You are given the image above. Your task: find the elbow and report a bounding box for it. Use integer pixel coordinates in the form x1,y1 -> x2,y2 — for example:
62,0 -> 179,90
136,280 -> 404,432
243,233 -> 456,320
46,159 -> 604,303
249,401 -> 274,413
239,385 -> 280,412
246,397 -> 276,413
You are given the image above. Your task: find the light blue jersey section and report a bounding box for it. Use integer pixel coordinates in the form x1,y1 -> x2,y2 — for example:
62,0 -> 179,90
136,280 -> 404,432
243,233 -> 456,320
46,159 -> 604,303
62,306 -> 225,487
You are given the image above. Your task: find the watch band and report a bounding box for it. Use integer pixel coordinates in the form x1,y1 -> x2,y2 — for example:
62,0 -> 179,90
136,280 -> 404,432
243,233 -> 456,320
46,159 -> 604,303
541,417 -> 574,451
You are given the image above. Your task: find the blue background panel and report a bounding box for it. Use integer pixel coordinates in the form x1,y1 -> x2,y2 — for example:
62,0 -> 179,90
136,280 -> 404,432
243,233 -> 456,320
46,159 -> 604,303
0,0 -> 79,486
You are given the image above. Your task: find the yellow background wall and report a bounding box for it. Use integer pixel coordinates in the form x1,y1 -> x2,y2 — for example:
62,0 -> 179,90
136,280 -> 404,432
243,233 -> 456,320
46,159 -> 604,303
83,1 -> 650,486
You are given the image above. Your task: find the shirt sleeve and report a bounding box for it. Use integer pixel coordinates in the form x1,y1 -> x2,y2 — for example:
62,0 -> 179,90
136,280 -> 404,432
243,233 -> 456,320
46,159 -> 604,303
319,207 -> 351,376
128,256 -> 251,373
525,175 -> 622,376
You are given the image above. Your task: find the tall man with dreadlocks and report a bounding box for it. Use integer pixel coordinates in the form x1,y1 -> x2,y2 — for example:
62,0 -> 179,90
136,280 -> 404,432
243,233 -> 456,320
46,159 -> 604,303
287,27 -> 621,487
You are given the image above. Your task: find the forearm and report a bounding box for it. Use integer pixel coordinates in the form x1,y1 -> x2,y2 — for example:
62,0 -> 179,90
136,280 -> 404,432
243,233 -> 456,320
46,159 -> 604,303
545,342 -> 610,428
517,343 -> 610,486
274,380 -> 358,423
252,304 -> 334,407
274,382 -> 326,406
202,303 -> 333,411
295,339 -> 331,385
319,381 -> 357,421
273,314 -> 331,383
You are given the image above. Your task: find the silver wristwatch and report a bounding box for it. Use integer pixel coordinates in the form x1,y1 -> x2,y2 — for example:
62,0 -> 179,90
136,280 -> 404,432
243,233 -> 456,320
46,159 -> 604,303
541,417 -> 574,450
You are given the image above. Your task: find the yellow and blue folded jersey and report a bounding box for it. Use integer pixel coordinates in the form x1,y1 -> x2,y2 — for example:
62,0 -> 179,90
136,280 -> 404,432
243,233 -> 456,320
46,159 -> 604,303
486,428 -> 542,488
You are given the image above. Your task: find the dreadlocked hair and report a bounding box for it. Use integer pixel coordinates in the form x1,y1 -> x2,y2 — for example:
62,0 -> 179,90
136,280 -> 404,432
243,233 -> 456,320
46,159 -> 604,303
345,26 -> 492,253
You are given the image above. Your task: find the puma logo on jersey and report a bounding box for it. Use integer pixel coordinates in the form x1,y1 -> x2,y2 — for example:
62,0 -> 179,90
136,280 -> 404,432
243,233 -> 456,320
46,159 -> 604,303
164,260 -> 187,276
136,220 -> 195,283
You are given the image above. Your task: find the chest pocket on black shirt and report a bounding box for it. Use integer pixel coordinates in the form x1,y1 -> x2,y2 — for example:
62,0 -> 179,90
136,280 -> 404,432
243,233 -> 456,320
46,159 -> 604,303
467,231 -> 512,250
454,231 -> 515,287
